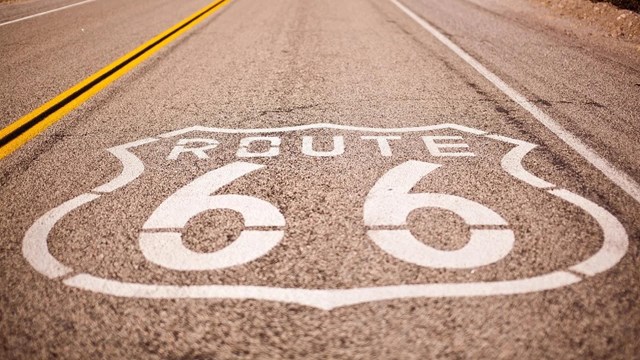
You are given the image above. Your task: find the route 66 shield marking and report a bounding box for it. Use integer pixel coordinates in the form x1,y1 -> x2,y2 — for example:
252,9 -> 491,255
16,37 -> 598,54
23,123 -> 628,310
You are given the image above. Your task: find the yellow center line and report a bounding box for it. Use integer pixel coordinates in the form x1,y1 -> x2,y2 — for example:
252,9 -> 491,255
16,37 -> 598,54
0,0 -> 232,160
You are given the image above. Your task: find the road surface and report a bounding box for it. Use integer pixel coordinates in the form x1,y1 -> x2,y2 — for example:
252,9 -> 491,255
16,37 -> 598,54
1,0 -> 639,358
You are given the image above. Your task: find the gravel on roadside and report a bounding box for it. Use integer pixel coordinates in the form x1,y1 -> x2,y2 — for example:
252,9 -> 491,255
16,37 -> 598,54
534,0 -> 640,43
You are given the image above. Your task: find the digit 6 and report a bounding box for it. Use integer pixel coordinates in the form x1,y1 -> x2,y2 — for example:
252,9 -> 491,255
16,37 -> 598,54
139,162 -> 285,271
363,160 -> 514,269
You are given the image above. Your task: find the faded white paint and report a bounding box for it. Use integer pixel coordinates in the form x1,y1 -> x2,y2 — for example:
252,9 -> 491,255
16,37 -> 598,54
23,194 -> 99,279
0,0 -> 98,28
422,136 -> 475,157
391,0 -> 640,204
236,137 -> 281,158
364,161 -> 514,268
93,138 -> 158,193
140,162 -> 285,270
301,136 -> 345,157
63,271 -> 581,310
22,123 -> 630,309
168,138 -> 219,160
361,136 -> 401,157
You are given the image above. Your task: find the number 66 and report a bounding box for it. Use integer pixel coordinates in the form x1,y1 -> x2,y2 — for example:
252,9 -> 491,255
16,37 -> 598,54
139,161 -> 514,270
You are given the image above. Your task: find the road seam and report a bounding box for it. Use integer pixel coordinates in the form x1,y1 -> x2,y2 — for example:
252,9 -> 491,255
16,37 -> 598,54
0,0 -> 232,160
391,0 -> 640,205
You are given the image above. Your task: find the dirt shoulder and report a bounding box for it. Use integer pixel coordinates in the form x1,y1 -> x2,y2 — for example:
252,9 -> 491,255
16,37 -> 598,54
533,0 -> 640,43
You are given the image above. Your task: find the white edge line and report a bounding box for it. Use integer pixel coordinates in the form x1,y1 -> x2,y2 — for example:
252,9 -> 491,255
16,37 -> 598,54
390,0 -> 640,204
0,0 -> 97,28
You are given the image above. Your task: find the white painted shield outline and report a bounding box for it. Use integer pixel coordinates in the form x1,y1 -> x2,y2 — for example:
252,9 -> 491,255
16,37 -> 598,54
22,123 -> 629,310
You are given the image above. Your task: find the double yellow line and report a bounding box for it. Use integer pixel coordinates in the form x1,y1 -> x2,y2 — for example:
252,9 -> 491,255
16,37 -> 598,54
0,0 -> 231,160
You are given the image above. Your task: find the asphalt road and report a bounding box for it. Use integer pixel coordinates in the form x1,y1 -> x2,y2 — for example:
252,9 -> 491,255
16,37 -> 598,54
1,0 -> 639,358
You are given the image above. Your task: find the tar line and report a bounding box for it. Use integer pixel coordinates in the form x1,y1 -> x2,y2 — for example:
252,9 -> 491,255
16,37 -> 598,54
0,0 -> 98,28
0,0 -> 232,160
390,0 -> 640,205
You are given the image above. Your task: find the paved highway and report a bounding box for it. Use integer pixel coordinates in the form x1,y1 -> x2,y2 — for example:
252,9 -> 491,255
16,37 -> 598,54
1,0 -> 639,358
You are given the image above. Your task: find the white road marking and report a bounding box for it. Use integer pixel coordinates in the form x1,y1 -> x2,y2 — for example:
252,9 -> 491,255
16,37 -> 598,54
167,138 -> 220,160
301,136 -> 345,157
487,135 -> 555,188
22,124 -> 630,309
369,229 -> 515,269
236,136 -> 281,158
156,123 -> 487,138
391,0 -> 640,204
164,135 -> 477,159
364,161 -> 514,268
360,136 -> 400,157
422,136 -> 475,157
140,162 -> 285,271
92,138 -> 158,193
23,193 -> 99,279
0,0 -> 97,28
63,271 -> 581,310
551,189 -> 629,276
140,231 -> 285,271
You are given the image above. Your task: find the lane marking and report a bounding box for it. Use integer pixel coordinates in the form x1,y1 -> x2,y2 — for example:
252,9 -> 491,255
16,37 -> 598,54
391,0 -> 640,205
0,0 -> 231,160
0,0 -> 97,27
